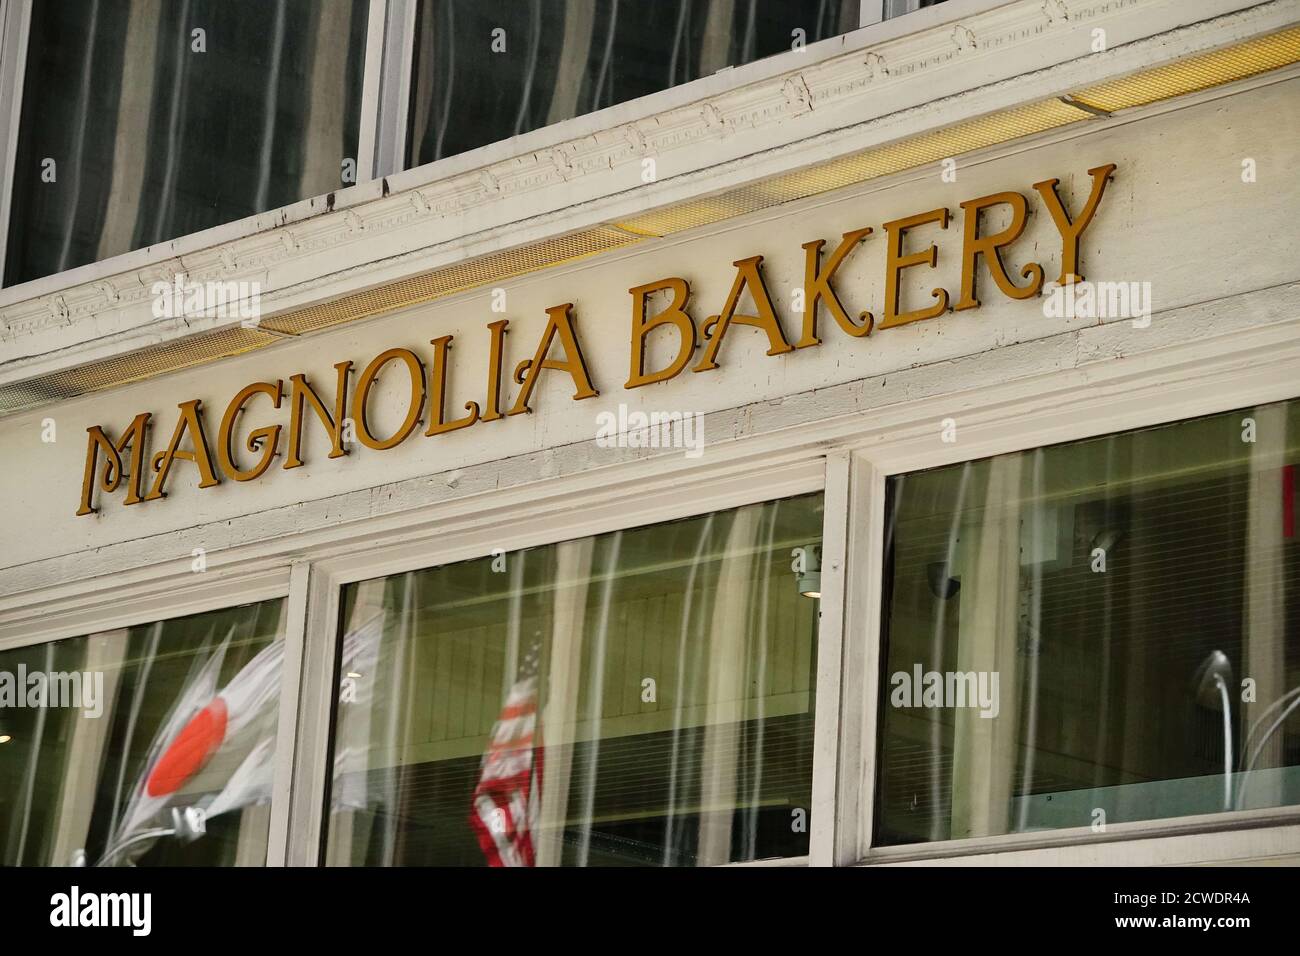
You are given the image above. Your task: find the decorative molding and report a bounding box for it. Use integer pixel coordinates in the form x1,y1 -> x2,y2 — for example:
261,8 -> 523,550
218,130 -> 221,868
0,0 -> 1290,385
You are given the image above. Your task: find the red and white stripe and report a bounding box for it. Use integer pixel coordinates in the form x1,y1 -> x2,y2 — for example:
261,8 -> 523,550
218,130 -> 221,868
469,675 -> 544,867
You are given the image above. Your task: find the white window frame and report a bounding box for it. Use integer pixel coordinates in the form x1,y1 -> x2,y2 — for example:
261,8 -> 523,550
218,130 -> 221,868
831,319 -> 1300,867
0,0 -> 32,284
283,453 -> 833,866
0,558 -> 305,867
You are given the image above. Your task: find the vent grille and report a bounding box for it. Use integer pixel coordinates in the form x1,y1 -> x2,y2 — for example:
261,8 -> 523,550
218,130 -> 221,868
616,98 -> 1086,237
0,326 -> 275,410
1072,23 -> 1300,113
261,225 -> 643,336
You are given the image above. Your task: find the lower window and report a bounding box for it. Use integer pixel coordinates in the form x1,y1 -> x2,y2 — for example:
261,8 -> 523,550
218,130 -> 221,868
876,399 -> 1300,846
326,493 -> 824,866
0,600 -> 287,865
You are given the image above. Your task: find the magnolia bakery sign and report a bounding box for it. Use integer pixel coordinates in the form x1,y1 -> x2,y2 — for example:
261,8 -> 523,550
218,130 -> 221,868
77,164 -> 1116,517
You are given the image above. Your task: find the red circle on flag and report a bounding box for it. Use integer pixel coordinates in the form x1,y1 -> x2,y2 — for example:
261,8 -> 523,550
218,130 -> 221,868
146,697 -> 228,797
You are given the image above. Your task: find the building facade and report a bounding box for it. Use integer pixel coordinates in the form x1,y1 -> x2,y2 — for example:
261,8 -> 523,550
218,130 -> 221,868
0,0 -> 1298,866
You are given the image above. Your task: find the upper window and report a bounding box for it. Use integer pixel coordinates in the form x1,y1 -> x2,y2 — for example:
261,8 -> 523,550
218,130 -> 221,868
876,399 -> 1300,846
0,0 -> 950,288
0,599 -> 286,866
3,0 -> 369,286
326,493 -> 824,866
404,0 -> 861,167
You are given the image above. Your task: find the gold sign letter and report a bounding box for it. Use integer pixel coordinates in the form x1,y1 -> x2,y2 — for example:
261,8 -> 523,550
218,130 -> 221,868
881,207 -> 950,329
509,304 -> 599,415
627,277 -> 696,388
77,412 -> 151,516
144,400 -> 220,501
426,335 -> 480,436
795,227 -> 873,348
352,348 -> 425,451
695,256 -> 793,372
1033,163 -> 1116,285
285,361 -> 353,468
218,382 -> 283,482
482,319 -> 509,423
955,191 -> 1043,311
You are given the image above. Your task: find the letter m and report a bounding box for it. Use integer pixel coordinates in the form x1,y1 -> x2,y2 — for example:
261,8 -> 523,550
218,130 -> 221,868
78,412 -> 152,516
101,893 -> 130,927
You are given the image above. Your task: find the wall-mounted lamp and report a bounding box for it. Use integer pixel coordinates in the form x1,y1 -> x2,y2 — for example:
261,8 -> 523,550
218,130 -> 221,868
793,545 -> 821,599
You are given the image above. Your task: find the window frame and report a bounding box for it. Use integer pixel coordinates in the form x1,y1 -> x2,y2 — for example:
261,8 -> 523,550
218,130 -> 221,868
0,0 -> 32,285
285,453 -> 836,867
837,328 -> 1300,866
0,559 -> 305,867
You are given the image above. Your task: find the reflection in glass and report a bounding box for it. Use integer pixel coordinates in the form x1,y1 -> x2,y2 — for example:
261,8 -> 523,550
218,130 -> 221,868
5,0 -> 368,286
327,494 -> 824,865
0,600 -> 286,865
406,0 -> 861,167
876,400 -> 1300,845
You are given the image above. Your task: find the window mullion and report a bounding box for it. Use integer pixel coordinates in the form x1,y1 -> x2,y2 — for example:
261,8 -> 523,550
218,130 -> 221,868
284,563 -> 344,866
809,451 -> 851,865
355,0 -> 389,183
859,0 -> 885,29
267,560 -> 313,867
0,0 -> 32,288
843,452 -> 887,864
373,0 -> 417,179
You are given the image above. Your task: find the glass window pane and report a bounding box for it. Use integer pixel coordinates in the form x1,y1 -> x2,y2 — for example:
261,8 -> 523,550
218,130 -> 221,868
0,599 -> 286,865
4,0 -> 369,287
327,493 -> 824,866
406,0 -> 861,167
876,399 -> 1300,846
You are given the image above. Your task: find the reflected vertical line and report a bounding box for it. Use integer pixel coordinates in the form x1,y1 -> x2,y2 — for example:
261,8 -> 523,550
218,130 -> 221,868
667,0 -> 689,86
512,0 -> 542,135
743,501 -> 779,860
1092,436 -> 1118,788
662,514 -> 713,866
99,0 -> 161,260
253,0 -> 289,212
574,531 -> 621,867
55,0 -> 102,273
1016,448 -> 1046,832
929,463 -> 970,841
379,571 -> 416,866
433,0 -> 456,162
13,642 -> 57,864
816,0 -> 831,38
741,0 -> 757,65
107,620 -> 162,841
591,0 -> 619,113
153,0 -> 193,245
